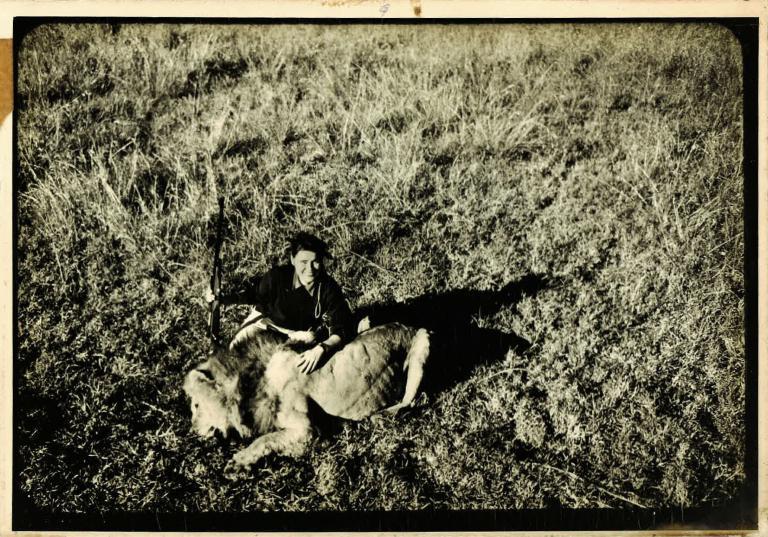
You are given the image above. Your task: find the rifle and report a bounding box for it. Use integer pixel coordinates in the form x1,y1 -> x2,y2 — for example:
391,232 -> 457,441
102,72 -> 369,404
208,196 -> 225,346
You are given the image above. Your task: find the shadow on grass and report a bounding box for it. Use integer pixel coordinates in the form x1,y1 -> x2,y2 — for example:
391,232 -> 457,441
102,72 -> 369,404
356,273 -> 550,394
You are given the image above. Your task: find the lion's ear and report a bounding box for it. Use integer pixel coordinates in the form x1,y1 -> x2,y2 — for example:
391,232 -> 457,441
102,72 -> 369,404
183,367 -> 216,396
192,368 -> 216,383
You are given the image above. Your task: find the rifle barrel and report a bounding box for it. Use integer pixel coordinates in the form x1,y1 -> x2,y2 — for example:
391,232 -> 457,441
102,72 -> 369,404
209,197 -> 225,345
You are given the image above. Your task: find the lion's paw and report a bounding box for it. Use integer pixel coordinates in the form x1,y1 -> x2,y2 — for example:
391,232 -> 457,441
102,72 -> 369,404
224,458 -> 252,480
369,413 -> 387,425
370,411 -> 398,425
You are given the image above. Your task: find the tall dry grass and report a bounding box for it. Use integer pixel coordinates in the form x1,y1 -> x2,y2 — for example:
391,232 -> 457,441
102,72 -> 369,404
16,22 -> 746,514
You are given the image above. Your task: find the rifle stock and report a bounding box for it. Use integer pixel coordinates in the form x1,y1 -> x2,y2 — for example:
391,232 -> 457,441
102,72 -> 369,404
208,197 -> 225,346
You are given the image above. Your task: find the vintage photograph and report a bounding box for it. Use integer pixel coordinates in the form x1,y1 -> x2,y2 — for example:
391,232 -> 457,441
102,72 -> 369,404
13,20 -> 756,530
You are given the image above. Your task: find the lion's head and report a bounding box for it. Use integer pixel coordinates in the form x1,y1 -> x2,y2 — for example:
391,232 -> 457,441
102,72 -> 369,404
183,356 -> 252,440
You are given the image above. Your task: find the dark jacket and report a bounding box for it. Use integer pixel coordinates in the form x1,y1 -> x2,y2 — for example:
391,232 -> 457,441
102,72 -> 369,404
222,265 -> 353,342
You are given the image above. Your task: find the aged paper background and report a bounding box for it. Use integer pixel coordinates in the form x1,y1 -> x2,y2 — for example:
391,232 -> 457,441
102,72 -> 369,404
0,1 -> 765,535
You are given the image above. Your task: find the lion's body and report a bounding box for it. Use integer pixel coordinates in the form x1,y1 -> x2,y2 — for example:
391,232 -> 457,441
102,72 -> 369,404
183,322 -> 430,477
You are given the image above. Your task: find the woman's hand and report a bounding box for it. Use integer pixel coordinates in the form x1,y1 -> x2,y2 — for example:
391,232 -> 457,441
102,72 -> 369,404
204,287 -> 216,303
297,345 -> 324,374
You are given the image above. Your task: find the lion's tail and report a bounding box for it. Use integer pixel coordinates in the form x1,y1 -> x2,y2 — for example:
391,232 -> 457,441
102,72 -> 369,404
396,328 -> 431,409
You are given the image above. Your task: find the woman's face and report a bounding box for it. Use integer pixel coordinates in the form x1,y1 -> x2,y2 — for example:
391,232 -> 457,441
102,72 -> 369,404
291,249 -> 323,288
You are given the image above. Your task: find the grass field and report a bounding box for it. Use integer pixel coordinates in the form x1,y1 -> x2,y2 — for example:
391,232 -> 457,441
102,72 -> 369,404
16,22 -> 746,516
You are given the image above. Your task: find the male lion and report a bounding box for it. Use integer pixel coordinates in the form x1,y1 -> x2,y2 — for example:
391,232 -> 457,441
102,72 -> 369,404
183,321 -> 430,478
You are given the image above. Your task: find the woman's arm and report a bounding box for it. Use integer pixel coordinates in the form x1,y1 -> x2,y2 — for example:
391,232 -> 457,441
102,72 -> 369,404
206,274 -> 264,306
255,315 -> 316,344
319,280 -> 354,343
296,281 -> 351,374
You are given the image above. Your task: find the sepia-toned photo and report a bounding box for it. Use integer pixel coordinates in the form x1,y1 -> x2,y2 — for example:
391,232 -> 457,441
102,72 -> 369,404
12,19 -> 758,532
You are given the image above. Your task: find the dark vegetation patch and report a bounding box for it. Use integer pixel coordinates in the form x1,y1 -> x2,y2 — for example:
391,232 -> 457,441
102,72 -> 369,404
167,30 -> 186,50
376,110 -> 412,134
573,53 -> 597,76
610,92 -> 634,111
503,146 -> 533,162
45,59 -> 114,104
176,57 -> 249,98
214,136 -> 269,160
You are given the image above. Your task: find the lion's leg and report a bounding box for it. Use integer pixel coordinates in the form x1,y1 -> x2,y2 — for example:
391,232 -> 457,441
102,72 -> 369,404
224,384 -> 312,478
224,426 -> 311,478
382,328 -> 430,415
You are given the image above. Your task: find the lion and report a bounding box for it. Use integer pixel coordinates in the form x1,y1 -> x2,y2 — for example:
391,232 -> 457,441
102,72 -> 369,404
183,318 -> 431,478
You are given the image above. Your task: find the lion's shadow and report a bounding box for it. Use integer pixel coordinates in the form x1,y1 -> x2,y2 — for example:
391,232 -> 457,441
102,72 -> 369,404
354,273 -> 549,395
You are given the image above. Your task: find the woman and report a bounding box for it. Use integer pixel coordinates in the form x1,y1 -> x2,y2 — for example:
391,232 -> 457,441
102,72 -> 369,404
207,232 -> 354,374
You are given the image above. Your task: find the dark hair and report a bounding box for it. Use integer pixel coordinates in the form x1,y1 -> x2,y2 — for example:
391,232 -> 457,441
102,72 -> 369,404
289,232 -> 332,259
